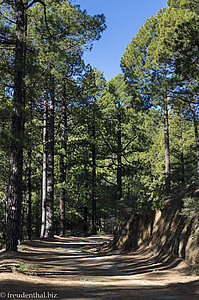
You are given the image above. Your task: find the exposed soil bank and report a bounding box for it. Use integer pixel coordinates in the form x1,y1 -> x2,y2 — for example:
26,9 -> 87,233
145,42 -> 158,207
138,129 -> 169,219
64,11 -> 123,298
114,196 -> 199,266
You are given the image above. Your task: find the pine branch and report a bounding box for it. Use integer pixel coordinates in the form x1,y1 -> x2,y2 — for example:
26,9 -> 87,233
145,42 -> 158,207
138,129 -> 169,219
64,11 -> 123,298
27,0 -> 53,38
98,129 -> 113,153
102,176 -> 116,186
122,137 -> 137,152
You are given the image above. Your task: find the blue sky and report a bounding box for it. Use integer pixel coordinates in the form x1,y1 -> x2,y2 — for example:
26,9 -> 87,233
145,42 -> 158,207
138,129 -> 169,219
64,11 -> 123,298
76,0 -> 168,81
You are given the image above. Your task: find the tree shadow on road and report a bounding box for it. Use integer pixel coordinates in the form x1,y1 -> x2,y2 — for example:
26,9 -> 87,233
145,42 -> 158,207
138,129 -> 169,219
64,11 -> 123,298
1,278 -> 199,299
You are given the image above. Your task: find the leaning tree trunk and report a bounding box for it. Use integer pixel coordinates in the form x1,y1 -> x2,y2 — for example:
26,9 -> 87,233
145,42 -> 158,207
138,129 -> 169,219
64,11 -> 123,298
6,0 -> 26,252
44,74 -> 55,238
117,111 -> 122,202
59,90 -> 67,237
40,97 -> 48,238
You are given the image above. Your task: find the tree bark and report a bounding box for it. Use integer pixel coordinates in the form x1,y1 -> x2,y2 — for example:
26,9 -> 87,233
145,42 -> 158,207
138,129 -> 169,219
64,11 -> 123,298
40,97 -> 48,238
35,187 -> 41,238
117,112 -> 122,202
26,147 -> 32,240
190,103 -> 199,178
164,99 -> 171,194
44,74 -> 55,238
6,0 -> 26,251
59,89 -> 67,237
163,66 -> 170,194
91,119 -> 97,235
83,206 -> 88,235
26,101 -> 32,240
179,115 -> 185,183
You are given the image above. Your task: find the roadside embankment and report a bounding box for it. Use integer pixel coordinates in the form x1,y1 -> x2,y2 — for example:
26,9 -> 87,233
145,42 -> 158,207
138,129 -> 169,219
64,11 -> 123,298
114,194 -> 199,266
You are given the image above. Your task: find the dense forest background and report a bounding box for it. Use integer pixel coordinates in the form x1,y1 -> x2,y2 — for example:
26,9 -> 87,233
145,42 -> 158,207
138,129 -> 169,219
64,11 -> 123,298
0,0 -> 198,251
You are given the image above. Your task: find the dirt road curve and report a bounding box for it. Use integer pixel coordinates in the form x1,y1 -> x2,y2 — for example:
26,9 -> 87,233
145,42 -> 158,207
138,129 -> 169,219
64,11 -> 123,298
0,235 -> 199,299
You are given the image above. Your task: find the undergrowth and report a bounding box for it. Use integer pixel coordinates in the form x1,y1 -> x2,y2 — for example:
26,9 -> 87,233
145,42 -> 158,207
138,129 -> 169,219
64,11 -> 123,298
181,196 -> 199,219
11,264 -> 39,276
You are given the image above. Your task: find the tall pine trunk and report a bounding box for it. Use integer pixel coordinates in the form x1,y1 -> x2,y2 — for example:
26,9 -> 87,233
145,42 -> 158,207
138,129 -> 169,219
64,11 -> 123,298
190,103 -> 199,178
163,66 -> 170,194
83,206 -> 88,235
164,100 -> 170,193
59,91 -> 67,237
26,102 -> 32,240
117,112 -> 122,202
40,97 -> 48,238
44,75 -> 55,238
179,115 -> 185,184
26,147 -> 32,240
6,0 -> 26,251
35,187 -> 41,238
91,117 -> 97,235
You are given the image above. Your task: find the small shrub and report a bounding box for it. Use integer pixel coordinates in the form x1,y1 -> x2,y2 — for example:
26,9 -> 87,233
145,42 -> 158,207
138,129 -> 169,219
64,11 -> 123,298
11,264 -> 39,276
181,197 -> 199,219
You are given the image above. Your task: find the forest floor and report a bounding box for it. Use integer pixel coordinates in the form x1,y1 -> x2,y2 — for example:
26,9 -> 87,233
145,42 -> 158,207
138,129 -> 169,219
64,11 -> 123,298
0,235 -> 199,299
